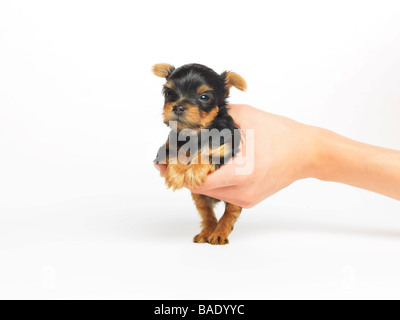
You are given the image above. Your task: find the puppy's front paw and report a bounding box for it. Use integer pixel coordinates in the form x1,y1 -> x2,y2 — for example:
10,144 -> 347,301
184,164 -> 213,188
193,233 -> 209,243
164,164 -> 186,191
207,231 -> 230,245
193,227 -> 216,243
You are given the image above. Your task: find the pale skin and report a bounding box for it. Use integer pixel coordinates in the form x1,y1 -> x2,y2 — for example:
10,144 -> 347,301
156,104 -> 400,207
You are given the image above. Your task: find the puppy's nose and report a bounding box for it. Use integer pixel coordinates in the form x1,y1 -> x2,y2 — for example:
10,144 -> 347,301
173,105 -> 186,115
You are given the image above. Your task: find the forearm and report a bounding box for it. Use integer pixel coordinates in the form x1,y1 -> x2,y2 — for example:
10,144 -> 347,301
311,127 -> 400,201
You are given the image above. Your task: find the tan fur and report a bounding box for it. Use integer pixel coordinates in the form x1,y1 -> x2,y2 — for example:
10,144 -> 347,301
185,163 -> 216,187
183,104 -> 203,127
196,84 -> 213,94
225,71 -> 247,92
162,101 -> 175,125
164,148 -> 216,190
210,143 -> 231,159
164,162 -> 187,191
152,63 -> 174,78
163,102 -> 219,130
165,163 -> 215,190
192,193 -> 218,243
199,107 -> 219,128
163,81 -> 175,89
208,203 -> 242,245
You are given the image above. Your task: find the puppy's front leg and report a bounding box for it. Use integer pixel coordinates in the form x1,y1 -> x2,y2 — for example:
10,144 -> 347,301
192,193 -> 218,243
184,163 -> 215,188
208,203 -> 242,245
164,163 -> 187,191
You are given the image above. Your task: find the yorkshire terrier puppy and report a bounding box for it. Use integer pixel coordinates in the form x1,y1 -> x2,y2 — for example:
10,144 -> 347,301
153,63 -> 247,245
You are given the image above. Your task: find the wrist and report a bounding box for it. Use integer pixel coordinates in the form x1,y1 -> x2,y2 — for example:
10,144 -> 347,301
301,126 -> 336,181
290,124 -> 325,182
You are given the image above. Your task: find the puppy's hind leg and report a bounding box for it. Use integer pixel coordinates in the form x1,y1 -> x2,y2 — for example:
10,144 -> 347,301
192,193 -> 218,243
208,202 -> 242,245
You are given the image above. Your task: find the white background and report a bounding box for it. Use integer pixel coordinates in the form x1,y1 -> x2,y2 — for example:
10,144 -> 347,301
1,0 -> 400,299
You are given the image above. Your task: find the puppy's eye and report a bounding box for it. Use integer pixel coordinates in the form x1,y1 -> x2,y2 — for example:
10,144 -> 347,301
164,89 -> 176,99
199,94 -> 210,102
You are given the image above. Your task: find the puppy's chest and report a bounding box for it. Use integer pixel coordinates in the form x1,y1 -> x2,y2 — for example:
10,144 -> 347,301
171,135 -> 236,168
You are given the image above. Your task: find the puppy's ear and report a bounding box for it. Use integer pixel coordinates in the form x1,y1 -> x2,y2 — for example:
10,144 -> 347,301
152,63 -> 175,78
221,71 -> 247,95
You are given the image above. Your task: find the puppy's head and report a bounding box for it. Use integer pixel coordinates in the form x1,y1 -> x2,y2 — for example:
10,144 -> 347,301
152,63 -> 246,131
